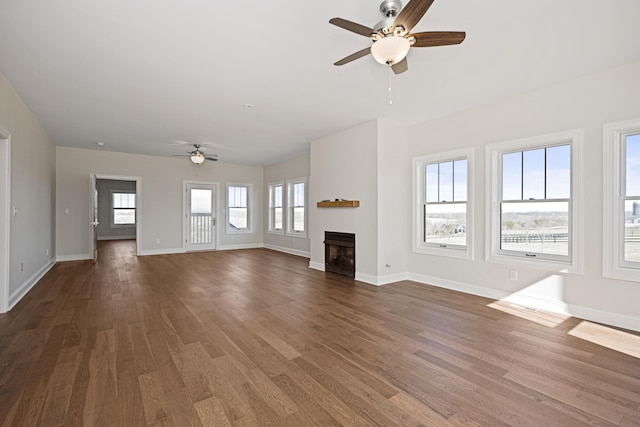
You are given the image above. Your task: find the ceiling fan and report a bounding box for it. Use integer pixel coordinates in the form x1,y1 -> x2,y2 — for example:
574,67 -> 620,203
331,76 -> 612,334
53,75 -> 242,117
330,0 -> 465,74
174,144 -> 219,164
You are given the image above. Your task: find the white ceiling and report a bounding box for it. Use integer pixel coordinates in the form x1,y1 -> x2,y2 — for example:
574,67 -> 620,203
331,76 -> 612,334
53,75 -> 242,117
1,0 -> 640,166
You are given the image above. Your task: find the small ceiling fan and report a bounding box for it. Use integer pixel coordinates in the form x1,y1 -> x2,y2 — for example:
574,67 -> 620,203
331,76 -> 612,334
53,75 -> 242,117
330,0 -> 465,74
174,144 -> 219,164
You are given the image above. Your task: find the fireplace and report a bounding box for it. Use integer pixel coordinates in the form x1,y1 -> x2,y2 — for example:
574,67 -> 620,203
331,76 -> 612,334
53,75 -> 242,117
324,231 -> 355,278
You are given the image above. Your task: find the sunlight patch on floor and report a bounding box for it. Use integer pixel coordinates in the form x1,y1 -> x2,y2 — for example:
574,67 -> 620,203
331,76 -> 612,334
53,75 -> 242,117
568,320 -> 640,359
488,301 -> 570,328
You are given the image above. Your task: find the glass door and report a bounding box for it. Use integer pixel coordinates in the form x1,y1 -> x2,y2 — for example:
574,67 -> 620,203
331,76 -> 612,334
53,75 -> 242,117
185,184 -> 216,251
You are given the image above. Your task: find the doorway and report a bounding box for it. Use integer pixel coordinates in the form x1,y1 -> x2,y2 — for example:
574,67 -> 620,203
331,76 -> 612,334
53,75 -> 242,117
89,174 -> 142,261
184,182 -> 217,251
0,127 -> 10,313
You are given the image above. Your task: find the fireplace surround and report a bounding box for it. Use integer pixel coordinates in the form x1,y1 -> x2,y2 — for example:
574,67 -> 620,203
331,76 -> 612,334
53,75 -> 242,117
324,231 -> 355,278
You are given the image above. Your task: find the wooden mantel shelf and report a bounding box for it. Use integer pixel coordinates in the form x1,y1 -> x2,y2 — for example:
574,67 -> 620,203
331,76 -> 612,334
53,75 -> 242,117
317,200 -> 360,208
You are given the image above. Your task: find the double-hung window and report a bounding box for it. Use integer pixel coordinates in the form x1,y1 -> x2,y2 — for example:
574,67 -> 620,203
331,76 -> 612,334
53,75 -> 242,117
604,118 -> 640,281
487,130 -> 582,270
112,192 -> 136,227
227,183 -> 251,233
268,182 -> 284,234
414,148 -> 473,258
286,178 -> 306,237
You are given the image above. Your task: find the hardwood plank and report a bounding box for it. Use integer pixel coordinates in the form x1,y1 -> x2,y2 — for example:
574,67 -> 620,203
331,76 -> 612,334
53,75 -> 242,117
0,240 -> 638,426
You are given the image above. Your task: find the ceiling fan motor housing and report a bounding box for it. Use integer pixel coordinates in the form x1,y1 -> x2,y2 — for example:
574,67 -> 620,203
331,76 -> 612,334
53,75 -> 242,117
374,0 -> 405,37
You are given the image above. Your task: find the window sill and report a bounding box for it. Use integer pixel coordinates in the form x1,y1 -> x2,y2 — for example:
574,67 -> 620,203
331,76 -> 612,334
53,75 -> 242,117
413,245 -> 472,260
486,252 -> 581,274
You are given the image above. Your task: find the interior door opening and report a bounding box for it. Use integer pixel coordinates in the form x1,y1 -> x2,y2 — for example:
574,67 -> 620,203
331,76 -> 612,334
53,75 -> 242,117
90,174 -> 142,261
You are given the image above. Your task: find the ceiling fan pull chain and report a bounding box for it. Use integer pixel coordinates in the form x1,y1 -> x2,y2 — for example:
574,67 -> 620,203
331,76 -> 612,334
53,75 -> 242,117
388,65 -> 393,105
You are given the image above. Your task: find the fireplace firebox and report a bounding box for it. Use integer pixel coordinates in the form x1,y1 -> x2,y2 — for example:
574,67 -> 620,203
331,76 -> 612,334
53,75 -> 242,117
324,231 -> 355,278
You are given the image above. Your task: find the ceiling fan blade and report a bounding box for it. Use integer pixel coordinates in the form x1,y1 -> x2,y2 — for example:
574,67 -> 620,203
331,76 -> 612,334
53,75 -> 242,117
410,31 -> 466,47
329,18 -> 374,37
391,57 -> 408,74
334,47 -> 371,66
393,0 -> 435,33
204,155 -> 219,161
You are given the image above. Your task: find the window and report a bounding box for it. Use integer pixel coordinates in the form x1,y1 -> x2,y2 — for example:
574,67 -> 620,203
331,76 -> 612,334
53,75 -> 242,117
111,192 -> 136,227
268,182 -> 283,234
604,118 -> 640,281
227,184 -> 251,233
287,178 -> 306,237
414,148 -> 473,258
487,130 -> 582,270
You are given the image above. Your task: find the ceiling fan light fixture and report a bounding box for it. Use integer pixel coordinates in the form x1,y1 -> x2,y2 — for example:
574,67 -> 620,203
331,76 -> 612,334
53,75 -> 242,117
371,35 -> 410,65
190,151 -> 205,164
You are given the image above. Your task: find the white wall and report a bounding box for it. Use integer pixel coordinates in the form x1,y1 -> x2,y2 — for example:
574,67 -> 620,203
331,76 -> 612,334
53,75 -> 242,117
0,71 -> 56,309
263,154 -> 310,257
56,147 -> 263,259
407,60 -> 640,331
377,120 -> 409,282
309,120 -> 379,279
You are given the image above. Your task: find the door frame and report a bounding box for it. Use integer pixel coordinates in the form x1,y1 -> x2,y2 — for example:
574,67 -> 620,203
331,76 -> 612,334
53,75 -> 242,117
89,174 -> 142,258
183,180 -> 219,252
0,125 -> 10,313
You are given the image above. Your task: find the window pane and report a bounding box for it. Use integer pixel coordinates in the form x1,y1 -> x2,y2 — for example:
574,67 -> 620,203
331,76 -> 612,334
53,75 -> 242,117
546,145 -> 571,199
113,193 -> 135,208
274,207 -> 283,229
502,152 -> 522,200
453,159 -> 467,202
626,134 -> 640,197
624,199 -> 640,263
424,203 -> 466,246
500,201 -> 569,256
229,208 -> 247,229
293,182 -> 305,206
274,185 -> 283,208
191,189 -> 212,215
293,207 -> 305,231
439,162 -> 453,202
229,186 -> 247,208
426,164 -> 439,203
114,209 -> 135,225
522,148 -> 545,200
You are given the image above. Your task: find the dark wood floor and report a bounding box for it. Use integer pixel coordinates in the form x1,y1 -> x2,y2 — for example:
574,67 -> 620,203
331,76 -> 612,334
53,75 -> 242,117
0,240 -> 639,426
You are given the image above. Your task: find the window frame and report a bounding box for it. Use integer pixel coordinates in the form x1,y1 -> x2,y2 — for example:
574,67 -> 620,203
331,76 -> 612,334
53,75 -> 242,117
268,181 -> 284,235
110,190 -> 136,228
286,177 -> 307,238
486,129 -> 583,272
603,118 -> 640,281
413,147 -> 474,259
226,183 -> 252,234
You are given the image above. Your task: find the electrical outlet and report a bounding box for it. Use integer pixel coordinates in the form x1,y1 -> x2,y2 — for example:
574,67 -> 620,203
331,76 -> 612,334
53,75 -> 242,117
509,269 -> 518,281
156,238 -> 160,244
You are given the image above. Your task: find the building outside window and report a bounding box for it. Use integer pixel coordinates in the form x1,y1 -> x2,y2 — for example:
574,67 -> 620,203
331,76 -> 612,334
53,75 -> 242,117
227,184 -> 251,232
268,182 -> 283,233
287,178 -> 306,237
413,148 -> 473,259
112,192 -> 136,227
604,118 -> 640,281
487,129 -> 582,270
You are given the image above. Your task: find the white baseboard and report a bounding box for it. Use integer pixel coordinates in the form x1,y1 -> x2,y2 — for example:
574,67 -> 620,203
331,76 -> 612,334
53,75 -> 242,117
97,235 -> 135,241
309,261 -> 324,271
217,243 -> 264,251
407,272 -> 640,333
9,258 -> 56,309
138,247 -> 186,256
263,244 -> 310,259
56,253 -> 91,262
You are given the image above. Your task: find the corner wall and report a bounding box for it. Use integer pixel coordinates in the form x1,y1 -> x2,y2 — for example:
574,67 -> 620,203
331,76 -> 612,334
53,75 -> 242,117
407,60 -> 640,331
0,71 -> 56,310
